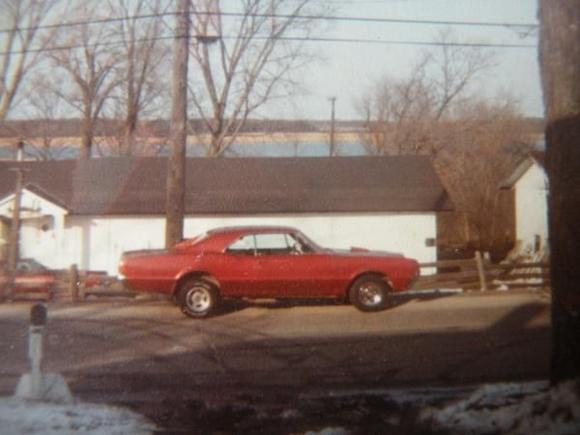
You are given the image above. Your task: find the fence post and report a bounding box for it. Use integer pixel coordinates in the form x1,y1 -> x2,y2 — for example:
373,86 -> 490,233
69,265 -> 79,303
475,251 -> 488,292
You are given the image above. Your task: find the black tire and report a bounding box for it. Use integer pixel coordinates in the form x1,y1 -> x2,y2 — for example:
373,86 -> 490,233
348,275 -> 391,312
177,278 -> 220,318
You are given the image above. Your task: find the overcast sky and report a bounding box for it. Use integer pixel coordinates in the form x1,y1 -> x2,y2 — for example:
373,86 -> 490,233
266,0 -> 541,120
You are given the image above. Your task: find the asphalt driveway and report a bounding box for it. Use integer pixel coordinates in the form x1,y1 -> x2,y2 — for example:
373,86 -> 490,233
0,290 -> 550,404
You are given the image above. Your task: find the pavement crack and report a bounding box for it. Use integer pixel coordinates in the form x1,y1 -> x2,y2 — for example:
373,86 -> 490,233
198,327 -> 229,375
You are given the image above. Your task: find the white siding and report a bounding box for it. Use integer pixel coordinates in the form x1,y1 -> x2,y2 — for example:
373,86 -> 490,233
514,163 -> 549,253
64,213 -> 436,275
0,190 -> 68,269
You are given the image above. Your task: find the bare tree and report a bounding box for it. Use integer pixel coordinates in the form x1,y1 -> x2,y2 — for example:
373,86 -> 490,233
357,55 -> 435,155
434,96 -> 533,255
358,31 -> 494,157
21,77 -> 72,160
48,2 -> 120,159
539,0 -> 580,384
188,0 -> 327,156
0,0 -> 60,121
108,0 -> 170,156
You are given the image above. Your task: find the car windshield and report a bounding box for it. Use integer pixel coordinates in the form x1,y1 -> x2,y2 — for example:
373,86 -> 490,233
292,231 -> 322,253
17,259 -> 48,273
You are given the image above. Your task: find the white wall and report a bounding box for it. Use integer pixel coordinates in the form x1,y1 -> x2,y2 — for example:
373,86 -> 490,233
0,190 -> 68,269
515,163 -> 549,253
66,213 -> 437,275
1,189 -> 439,276
67,216 -> 166,273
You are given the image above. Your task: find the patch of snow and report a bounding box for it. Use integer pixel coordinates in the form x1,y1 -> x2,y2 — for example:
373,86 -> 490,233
421,381 -> 580,435
15,373 -> 74,404
304,427 -> 349,435
494,283 -> 509,291
0,397 -> 156,435
308,384 -> 481,406
405,289 -> 464,296
281,408 -> 301,419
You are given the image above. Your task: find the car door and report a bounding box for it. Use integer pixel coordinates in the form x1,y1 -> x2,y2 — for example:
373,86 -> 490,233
219,234 -> 261,297
253,233 -> 339,298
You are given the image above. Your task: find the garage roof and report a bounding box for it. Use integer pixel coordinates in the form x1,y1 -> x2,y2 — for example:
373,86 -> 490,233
0,156 -> 453,215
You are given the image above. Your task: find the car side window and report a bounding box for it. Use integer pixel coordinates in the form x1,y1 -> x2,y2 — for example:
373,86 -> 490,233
226,232 -> 306,256
255,233 -> 294,255
226,235 -> 256,255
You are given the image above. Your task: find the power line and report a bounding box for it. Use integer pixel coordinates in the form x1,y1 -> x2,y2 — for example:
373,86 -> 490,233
0,9 -> 538,35
213,11 -> 538,29
0,33 -> 536,57
0,12 -> 172,35
252,35 -> 536,48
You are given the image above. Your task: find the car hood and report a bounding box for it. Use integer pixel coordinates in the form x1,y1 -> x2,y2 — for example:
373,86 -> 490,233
121,249 -> 170,258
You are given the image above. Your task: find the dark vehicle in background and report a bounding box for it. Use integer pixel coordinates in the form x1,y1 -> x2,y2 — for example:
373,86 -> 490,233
119,226 -> 420,318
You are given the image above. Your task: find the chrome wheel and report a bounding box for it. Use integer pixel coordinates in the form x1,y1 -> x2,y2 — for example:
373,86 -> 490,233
178,279 -> 220,318
357,282 -> 384,307
185,286 -> 212,313
349,275 -> 391,312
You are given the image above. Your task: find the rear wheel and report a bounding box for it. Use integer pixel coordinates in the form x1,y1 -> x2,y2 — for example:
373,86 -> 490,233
348,275 -> 391,312
178,278 -> 220,318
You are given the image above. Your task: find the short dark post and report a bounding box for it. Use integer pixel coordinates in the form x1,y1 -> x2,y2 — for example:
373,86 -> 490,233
29,303 -> 47,398
69,264 -> 79,303
475,251 -> 488,292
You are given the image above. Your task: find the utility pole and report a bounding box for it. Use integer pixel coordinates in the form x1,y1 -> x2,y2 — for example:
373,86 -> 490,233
329,96 -> 336,156
539,0 -> 580,384
3,168 -> 25,301
165,0 -> 190,248
15,139 -> 24,161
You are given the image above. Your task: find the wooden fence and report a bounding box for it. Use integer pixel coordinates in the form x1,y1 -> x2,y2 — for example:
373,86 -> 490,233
414,253 -> 550,292
9,255 -> 550,303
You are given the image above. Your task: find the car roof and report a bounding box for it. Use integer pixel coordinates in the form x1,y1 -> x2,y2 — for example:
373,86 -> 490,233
207,226 -> 299,236
183,226 -> 302,252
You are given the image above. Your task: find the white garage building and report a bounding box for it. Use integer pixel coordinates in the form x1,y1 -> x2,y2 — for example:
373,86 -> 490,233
0,157 -> 452,275
500,154 -> 549,255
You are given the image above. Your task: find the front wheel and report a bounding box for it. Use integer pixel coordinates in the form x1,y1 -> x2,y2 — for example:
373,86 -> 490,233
178,279 -> 220,318
348,275 -> 392,312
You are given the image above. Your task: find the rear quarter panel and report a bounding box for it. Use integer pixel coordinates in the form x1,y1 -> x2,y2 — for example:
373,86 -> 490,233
122,251 -> 202,293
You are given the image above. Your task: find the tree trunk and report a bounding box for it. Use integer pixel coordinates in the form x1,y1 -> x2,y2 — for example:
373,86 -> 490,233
539,0 -> 580,384
80,114 -> 93,159
123,109 -> 138,156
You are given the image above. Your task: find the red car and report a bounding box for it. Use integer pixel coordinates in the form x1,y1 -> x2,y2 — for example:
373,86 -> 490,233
119,226 -> 420,318
0,258 -> 57,299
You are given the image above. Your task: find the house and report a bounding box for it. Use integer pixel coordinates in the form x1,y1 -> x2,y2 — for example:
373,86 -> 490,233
499,153 -> 549,255
0,156 -> 453,275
